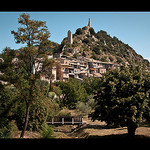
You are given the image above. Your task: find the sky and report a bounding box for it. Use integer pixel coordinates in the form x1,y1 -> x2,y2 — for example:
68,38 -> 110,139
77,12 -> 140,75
0,11 -> 150,61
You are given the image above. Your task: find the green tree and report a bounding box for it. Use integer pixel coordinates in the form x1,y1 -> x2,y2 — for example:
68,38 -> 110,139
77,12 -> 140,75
75,28 -> 83,35
0,14 -> 51,138
82,77 -> 101,95
82,38 -> 90,44
82,51 -> 86,57
100,56 -> 108,62
73,52 -> 78,59
91,64 -> 150,137
76,95 -> 97,115
0,83 -> 20,136
55,79 -> 88,108
92,46 -> 101,55
42,58 -> 57,95
89,27 -> 96,35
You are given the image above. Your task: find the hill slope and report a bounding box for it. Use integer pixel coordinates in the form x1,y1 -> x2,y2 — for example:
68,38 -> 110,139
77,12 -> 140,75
55,25 -> 150,67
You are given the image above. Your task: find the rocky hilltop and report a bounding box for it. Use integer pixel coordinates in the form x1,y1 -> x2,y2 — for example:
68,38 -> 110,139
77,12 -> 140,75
54,19 -> 150,67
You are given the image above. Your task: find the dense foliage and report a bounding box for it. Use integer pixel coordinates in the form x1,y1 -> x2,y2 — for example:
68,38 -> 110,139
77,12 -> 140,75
0,14 -> 52,138
55,79 -> 88,108
91,64 -> 150,137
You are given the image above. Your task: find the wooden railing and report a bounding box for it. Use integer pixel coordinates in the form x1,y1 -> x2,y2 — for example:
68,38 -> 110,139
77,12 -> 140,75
47,116 -> 83,125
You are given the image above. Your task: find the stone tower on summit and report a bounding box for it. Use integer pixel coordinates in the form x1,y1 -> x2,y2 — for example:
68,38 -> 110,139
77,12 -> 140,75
67,18 -> 91,44
67,30 -> 73,44
88,18 -> 91,28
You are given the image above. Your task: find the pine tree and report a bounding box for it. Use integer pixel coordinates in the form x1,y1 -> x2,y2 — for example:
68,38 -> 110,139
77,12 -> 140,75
0,14 -> 51,138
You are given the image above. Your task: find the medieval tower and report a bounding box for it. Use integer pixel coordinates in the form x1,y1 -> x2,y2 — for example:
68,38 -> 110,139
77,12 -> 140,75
88,18 -> 91,28
67,30 -> 73,44
67,19 -> 91,44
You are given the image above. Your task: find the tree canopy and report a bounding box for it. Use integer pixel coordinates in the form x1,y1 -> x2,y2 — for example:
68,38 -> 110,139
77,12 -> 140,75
55,78 -> 88,108
0,14 -> 52,138
91,64 -> 150,137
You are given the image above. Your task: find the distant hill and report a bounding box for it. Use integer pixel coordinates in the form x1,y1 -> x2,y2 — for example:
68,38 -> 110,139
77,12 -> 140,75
54,23 -> 150,67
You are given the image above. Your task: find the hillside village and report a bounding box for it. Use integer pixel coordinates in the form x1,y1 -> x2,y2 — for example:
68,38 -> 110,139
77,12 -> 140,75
41,19 -> 122,83
42,55 -> 119,83
41,18 -> 149,83
1,18 -> 150,85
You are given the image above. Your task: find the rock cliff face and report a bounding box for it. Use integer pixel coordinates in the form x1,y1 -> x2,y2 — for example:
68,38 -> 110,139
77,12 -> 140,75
56,23 -> 150,67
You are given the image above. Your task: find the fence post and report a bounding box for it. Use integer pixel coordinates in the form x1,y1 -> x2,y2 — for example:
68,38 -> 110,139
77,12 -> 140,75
81,117 -> 83,124
52,118 -> 54,124
72,118 -> 74,124
62,118 -> 64,124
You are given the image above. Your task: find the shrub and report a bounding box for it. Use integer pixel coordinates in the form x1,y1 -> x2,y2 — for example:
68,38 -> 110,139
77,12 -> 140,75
14,97 -> 60,131
28,98 -> 60,131
0,120 -> 18,138
82,38 -> 90,44
89,27 -> 96,35
86,95 -> 97,110
116,56 -> 123,63
75,28 -> 83,35
76,101 -> 91,114
40,123 -> 54,139
0,127 -> 8,138
92,47 -> 101,55
109,56 -> 114,62
48,92 -> 56,99
57,108 -> 71,117
91,52 -> 99,60
73,52 -> 78,59
100,56 -> 108,62
76,95 -> 97,115
7,120 -> 18,138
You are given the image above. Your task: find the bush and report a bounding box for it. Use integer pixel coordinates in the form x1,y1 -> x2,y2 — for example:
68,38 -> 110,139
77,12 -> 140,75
89,27 -> 96,35
0,120 -> 18,138
92,47 -> 101,55
0,127 -> 8,138
82,38 -> 90,44
100,56 -> 108,62
91,52 -> 99,60
86,95 -> 97,110
57,108 -> 71,117
56,79 -> 88,108
109,56 -> 114,62
76,101 -> 90,114
116,56 -> 123,63
76,95 -> 97,115
14,97 -> 60,131
48,92 -> 56,99
27,98 -> 60,131
40,123 -> 54,139
75,28 -> 83,35
7,120 -> 18,138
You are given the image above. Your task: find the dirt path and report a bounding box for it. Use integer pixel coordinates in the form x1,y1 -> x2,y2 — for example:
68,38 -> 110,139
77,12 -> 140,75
79,116 -> 150,138
14,114 -> 150,139
14,131 -> 41,138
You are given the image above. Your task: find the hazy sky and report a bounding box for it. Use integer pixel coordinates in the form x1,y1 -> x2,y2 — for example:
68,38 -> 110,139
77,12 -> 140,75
0,11 -> 150,61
